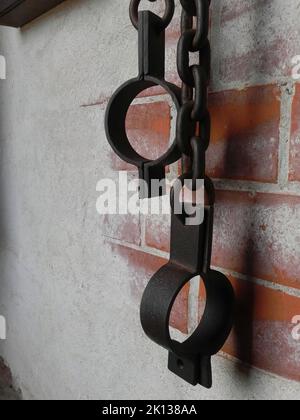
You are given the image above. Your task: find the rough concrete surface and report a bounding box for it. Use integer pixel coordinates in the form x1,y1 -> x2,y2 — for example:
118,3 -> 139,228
0,0 -> 299,400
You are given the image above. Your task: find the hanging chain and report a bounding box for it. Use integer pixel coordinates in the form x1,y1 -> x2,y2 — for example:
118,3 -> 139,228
177,0 -> 211,189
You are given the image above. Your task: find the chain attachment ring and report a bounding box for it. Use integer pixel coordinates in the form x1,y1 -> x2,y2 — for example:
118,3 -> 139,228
129,0 -> 175,30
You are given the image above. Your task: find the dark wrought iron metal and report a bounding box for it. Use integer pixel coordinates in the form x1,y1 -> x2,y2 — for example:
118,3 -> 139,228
105,2 -> 180,198
141,195 -> 234,387
105,0 -> 235,388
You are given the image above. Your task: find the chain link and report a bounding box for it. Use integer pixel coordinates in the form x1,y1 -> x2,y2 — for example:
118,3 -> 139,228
177,0 -> 211,188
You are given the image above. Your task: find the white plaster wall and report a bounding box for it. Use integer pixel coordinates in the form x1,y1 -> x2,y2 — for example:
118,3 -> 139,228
0,0 -> 299,400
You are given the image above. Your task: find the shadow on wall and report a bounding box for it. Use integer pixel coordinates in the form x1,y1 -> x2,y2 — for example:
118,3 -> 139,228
0,358 -> 21,400
210,0 -> 282,383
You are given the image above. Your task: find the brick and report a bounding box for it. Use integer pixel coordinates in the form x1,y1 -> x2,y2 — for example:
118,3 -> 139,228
145,190 -> 300,291
212,190 -> 300,290
109,152 -> 136,172
109,101 -> 171,171
112,244 -> 189,334
289,83 -> 300,181
102,214 -> 141,246
220,1 -> 267,23
219,276 -> 300,382
126,102 -> 171,160
207,85 -> 280,182
217,0 -> 300,86
143,89 -> 281,185
145,213 -> 170,253
137,86 -> 167,98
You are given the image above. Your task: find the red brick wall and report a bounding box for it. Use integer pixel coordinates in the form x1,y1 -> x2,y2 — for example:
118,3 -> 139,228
102,1 -> 300,383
